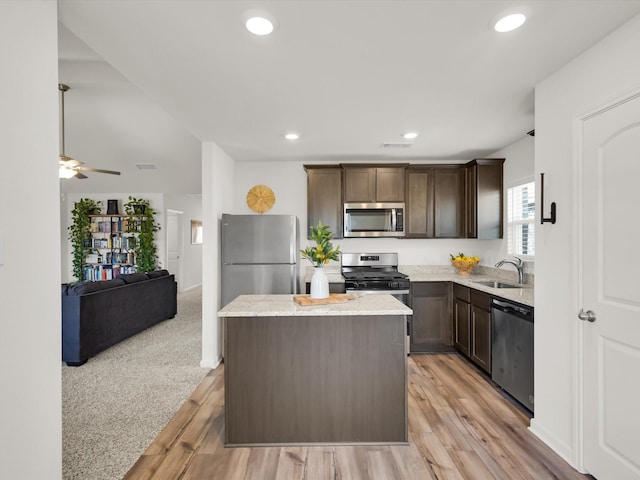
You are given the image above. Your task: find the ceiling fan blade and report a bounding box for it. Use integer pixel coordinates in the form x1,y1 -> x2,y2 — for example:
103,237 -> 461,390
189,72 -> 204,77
59,84 -> 121,179
76,166 -> 121,175
59,156 -> 84,167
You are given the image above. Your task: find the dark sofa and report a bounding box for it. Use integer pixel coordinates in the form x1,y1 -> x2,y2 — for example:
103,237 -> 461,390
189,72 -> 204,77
62,269 -> 177,366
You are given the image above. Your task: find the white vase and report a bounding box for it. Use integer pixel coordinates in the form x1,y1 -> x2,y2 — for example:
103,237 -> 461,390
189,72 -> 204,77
310,267 -> 330,299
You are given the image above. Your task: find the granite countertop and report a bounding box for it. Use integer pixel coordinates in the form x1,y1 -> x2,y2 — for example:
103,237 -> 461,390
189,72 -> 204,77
218,294 -> 413,317
303,265 -> 534,307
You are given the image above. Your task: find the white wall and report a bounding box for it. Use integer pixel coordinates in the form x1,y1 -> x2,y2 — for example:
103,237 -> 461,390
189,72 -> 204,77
0,2 -> 61,478
532,13 -> 640,470
490,135 -> 536,270
164,194 -> 203,291
61,193 -> 165,283
201,142 -> 235,368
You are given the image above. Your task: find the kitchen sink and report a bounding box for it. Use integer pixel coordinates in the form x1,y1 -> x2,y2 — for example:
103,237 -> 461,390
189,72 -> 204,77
473,280 -> 520,289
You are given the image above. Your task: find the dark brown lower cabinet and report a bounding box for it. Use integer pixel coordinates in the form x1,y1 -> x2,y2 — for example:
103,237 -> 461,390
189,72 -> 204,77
470,289 -> 491,373
409,282 -> 454,353
453,285 -> 491,374
305,282 -> 346,294
453,284 -> 471,357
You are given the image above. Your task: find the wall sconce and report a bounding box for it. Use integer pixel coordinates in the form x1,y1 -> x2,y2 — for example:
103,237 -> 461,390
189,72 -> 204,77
540,173 -> 557,224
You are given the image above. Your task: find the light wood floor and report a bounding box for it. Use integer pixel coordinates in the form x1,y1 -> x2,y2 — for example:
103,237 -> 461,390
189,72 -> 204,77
124,354 -> 591,480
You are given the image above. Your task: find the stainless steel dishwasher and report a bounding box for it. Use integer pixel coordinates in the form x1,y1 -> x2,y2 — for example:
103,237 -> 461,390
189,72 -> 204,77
491,298 -> 534,412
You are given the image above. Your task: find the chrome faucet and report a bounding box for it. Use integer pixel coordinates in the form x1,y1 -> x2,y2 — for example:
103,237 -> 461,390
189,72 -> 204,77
495,257 -> 525,285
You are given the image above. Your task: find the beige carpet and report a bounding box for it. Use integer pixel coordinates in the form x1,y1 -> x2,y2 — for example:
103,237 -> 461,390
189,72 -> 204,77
62,286 -> 210,480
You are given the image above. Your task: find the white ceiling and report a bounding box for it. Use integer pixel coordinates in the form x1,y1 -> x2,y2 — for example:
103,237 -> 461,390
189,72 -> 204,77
57,0 -> 640,194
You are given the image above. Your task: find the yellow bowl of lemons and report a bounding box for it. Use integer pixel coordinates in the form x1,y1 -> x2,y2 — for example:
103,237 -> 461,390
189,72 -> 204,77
450,253 -> 480,276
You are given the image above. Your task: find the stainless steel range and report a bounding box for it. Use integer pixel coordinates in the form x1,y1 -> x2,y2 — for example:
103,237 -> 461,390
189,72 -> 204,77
341,253 -> 410,296
342,252 -> 411,353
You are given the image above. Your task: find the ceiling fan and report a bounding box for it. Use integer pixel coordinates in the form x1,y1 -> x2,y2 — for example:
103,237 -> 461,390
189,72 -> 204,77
58,83 -> 121,179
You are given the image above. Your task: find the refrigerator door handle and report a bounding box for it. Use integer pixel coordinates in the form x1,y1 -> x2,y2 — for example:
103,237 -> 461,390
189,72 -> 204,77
290,216 -> 298,263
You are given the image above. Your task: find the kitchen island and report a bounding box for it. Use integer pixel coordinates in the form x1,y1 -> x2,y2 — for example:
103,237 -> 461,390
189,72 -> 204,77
218,294 -> 412,446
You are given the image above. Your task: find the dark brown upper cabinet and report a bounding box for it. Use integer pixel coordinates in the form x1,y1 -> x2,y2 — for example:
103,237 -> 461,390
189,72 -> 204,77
303,165 -> 343,239
406,166 -> 465,238
465,158 -> 505,239
305,160 -> 503,241
342,165 -> 406,203
405,167 -> 434,238
433,167 -> 465,238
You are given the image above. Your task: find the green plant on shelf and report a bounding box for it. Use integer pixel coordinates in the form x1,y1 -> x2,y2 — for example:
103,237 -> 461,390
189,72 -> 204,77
68,198 -> 103,282
124,196 -> 160,273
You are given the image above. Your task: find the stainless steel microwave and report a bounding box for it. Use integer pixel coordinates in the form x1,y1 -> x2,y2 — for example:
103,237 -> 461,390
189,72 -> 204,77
343,202 -> 405,238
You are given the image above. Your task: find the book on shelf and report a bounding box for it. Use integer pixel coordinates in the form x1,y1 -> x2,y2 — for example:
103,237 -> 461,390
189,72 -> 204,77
83,263 -> 137,281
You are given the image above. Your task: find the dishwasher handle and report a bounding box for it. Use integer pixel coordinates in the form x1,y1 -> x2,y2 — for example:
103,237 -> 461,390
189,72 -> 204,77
491,298 -> 534,321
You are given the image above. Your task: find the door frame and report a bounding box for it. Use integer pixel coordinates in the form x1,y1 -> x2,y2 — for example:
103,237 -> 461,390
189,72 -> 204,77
573,86 -> 640,473
166,209 -> 184,291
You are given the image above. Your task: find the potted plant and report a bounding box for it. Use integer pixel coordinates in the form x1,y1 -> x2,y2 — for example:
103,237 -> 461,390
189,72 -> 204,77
301,220 -> 341,299
68,198 -> 103,282
124,196 -> 160,273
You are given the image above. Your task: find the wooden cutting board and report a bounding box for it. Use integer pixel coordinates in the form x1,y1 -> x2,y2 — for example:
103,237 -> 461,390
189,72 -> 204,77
293,293 -> 356,306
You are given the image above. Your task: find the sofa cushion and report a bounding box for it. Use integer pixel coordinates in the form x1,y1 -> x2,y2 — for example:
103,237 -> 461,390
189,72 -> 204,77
62,283 -> 69,295
68,278 -> 126,295
119,273 -> 149,284
146,269 -> 169,278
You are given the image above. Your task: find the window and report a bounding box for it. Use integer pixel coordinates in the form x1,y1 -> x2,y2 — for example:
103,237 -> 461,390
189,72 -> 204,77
507,181 -> 535,257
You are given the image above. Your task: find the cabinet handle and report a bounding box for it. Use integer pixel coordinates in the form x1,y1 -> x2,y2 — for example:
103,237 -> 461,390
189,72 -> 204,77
471,311 -> 476,354
454,303 -> 458,342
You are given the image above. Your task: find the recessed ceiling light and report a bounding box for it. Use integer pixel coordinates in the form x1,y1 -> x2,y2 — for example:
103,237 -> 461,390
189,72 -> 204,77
246,16 -> 274,35
402,132 -> 418,140
494,13 -> 526,32
285,133 -> 299,140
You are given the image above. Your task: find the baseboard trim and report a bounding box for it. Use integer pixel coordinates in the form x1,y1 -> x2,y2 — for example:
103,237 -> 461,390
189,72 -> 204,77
529,418 -> 585,473
200,357 -> 221,369
181,283 -> 203,293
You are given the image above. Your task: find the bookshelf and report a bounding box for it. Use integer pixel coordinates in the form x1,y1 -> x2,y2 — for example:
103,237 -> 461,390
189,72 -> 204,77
84,214 -> 142,280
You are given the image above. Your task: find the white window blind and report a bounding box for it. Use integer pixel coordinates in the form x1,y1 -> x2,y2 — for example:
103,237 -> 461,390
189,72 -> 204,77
507,182 -> 535,256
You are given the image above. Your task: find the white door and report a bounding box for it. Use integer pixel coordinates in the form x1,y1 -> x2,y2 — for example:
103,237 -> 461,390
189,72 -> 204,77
581,92 -> 640,479
167,210 -> 183,290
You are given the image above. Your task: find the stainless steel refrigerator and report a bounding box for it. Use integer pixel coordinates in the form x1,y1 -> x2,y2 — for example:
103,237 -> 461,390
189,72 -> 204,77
221,214 -> 299,306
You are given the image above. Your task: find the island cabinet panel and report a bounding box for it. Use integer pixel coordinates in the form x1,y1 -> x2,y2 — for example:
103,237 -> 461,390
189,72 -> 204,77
343,165 -> 406,203
465,158 -> 505,239
304,165 -> 343,239
225,314 -> 407,445
409,282 -> 454,352
470,289 -> 492,373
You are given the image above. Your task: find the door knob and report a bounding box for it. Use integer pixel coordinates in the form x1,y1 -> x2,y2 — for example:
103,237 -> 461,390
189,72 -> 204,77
578,309 -> 597,322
